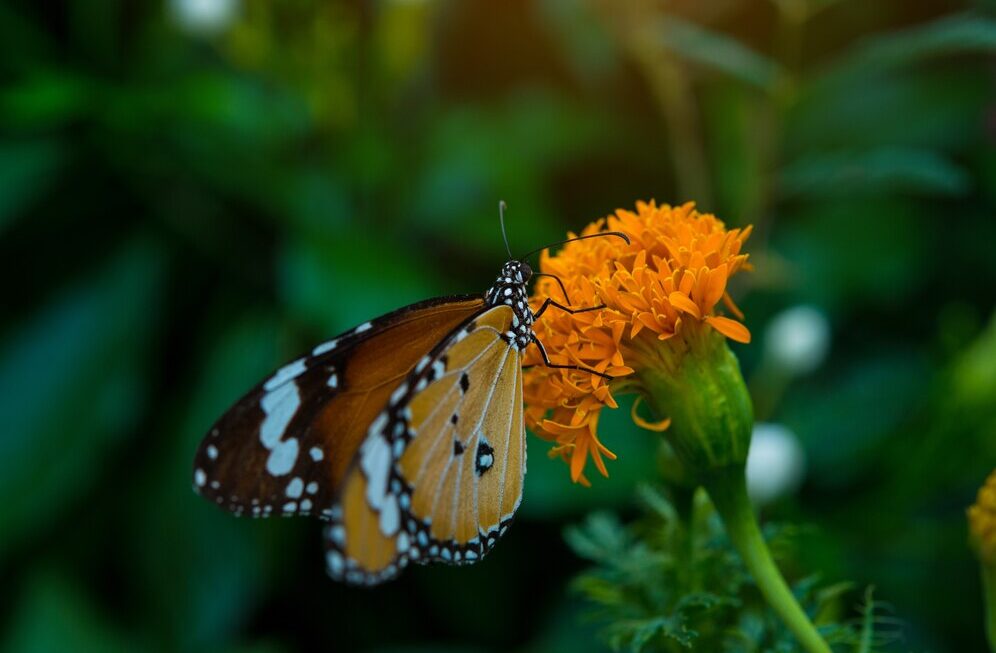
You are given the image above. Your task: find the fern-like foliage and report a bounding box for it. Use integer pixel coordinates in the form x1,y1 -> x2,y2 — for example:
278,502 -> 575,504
565,487 -> 900,652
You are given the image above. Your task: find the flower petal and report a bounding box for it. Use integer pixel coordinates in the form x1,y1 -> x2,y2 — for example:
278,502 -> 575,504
668,292 -> 702,319
630,396 -> 672,432
705,315 -> 751,343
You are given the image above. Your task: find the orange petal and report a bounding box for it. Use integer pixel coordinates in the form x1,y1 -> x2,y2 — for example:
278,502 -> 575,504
668,292 -> 702,319
630,396 -> 671,432
705,315 -> 751,343
722,291 -> 745,321
570,438 -> 589,482
702,263 -> 728,310
590,445 -> 609,477
637,311 -> 662,333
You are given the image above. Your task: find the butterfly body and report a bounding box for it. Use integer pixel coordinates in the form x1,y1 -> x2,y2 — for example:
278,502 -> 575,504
194,260 -> 536,585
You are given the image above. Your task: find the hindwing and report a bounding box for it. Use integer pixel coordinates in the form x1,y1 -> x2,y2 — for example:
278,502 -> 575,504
325,305 -> 526,584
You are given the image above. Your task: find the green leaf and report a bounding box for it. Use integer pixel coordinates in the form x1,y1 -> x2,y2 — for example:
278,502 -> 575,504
564,512 -> 629,563
815,13 -> 996,88
653,17 -> 783,90
778,148 -> 970,198
616,615 -> 696,650
0,240 -> 165,559
636,485 -> 679,524
855,587 -> 875,653
674,591 -> 739,615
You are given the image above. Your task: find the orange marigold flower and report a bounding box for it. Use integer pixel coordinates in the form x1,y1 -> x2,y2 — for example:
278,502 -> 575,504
523,200 -> 752,483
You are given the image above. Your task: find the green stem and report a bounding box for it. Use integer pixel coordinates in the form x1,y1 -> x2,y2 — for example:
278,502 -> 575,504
704,465 -> 832,653
984,561 -> 996,652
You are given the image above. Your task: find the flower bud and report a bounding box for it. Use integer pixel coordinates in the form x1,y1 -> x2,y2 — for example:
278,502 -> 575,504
631,320 -> 753,478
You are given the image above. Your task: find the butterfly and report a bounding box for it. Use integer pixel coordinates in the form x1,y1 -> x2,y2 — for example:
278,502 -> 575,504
192,203 -> 628,585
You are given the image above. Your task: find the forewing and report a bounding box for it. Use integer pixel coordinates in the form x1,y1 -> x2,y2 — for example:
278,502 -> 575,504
192,296 -> 484,519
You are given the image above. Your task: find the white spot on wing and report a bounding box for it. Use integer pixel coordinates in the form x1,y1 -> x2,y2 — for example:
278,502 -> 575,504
361,436 -> 391,509
370,412 -> 388,437
264,358 -> 307,392
326,551 -> 344,575
194,469 -> 206,487
259,383 -> 300,449
206,445 -> 218,460
266,437 -> 299,476
327,372 -> 338,388
306,481 -> 319,495
312,339 -> 338,356
378,496 -> 400,535
390,383 -> 408,404
355,321 -> 373,334
259,381 -> 301,477
286,477 -> 304,498
309,446 -> 324,461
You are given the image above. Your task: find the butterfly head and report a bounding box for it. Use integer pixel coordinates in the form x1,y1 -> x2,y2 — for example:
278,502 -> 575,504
484,260 -> 534,350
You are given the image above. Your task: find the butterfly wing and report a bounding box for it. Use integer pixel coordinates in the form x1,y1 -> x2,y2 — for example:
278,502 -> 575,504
326,304 -> 526,584
192,295 -> 485,519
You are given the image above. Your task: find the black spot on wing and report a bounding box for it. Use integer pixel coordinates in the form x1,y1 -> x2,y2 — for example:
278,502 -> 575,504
453,440 -> 465,456
459,373 -> 470,393
475,440 -> 495,476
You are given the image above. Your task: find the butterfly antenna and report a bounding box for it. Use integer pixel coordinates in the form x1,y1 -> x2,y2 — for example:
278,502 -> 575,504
518,231 -> 630,262
498,200 -> 513,260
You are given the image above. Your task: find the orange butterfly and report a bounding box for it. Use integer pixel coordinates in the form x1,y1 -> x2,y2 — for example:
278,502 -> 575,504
192,203 -> 627,585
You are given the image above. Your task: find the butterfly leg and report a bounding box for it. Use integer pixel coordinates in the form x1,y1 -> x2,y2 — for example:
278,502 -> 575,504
532,298 -> 606,321
528,334 -> 613,380
531,273 -> 573,305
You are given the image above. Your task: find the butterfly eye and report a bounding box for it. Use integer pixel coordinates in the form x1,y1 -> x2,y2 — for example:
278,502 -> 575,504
519,262 -> 532,282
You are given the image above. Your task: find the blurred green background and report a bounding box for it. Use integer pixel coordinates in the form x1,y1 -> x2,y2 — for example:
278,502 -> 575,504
1,0 -> 995,651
